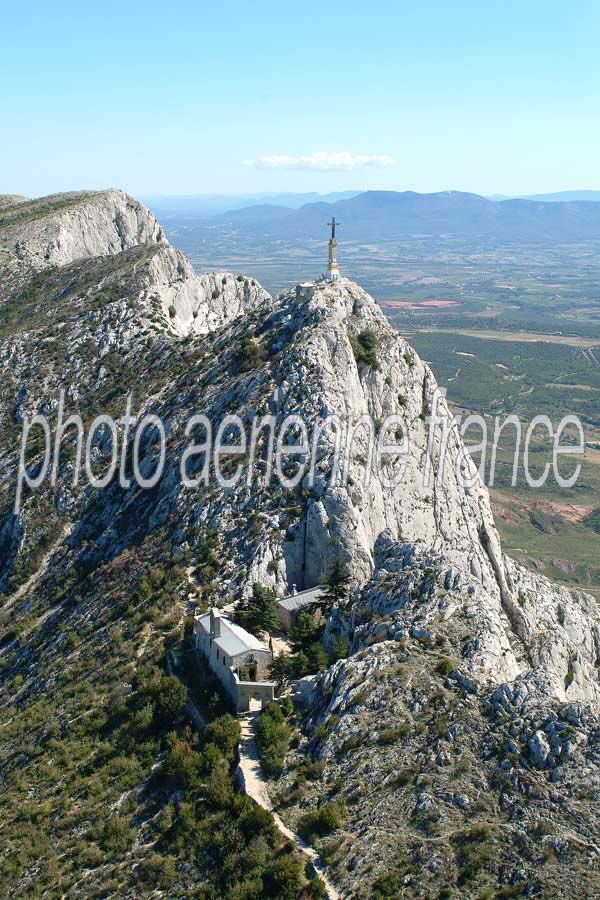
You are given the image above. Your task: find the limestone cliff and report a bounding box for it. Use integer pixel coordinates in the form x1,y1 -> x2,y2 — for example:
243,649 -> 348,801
0,190 -> 163,273
2,191 -> 600,900
2,196 -> 599,707
194,275 -> 598,707
140,251 -> 271,335
0,190 -> 267,335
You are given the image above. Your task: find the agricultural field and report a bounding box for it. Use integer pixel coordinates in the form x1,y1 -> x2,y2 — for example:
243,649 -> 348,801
405,330 -> 600,421
408,329 -> 600,597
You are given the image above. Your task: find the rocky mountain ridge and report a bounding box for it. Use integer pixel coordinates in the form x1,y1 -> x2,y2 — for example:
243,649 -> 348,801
0,190 -> 268,334
1,190 -> 599,899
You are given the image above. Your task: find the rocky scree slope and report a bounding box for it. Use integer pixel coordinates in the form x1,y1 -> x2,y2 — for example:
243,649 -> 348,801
277,536 -> 600,899
0,192 -> 599,899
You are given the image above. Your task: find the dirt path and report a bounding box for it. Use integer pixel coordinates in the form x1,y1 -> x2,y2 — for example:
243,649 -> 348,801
236,712 -> 342,900
136,623 -> 153,659
2,523 -> 71,612
270,632 -> 292,656
168,654 -> 340,896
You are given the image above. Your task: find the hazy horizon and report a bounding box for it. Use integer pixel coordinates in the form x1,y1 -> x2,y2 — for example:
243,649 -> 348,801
10,187 -> 600,207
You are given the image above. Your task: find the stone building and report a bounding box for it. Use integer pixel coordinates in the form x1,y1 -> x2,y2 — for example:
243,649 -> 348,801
277,585 -> 325,632
193,608 -> 275,713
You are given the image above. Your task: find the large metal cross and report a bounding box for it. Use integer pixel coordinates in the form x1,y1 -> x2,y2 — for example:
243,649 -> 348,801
328,217 -> 339,239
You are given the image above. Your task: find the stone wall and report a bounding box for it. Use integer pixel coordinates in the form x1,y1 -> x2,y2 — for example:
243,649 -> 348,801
234,677 -> 276,712
231,648 -> 273,681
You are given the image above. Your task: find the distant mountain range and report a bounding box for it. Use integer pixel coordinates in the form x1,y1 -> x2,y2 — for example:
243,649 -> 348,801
142,190 -> 359,218
201,190 -> 600,243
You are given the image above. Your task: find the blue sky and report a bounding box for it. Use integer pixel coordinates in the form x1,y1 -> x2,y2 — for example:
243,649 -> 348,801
2,0 -> 600,198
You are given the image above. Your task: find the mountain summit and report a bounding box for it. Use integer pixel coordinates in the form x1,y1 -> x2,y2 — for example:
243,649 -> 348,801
1,192 -> 600,899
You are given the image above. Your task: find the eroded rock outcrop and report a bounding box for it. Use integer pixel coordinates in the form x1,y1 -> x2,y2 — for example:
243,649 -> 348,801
140,250 -> 271,335
2,190 -> 600,900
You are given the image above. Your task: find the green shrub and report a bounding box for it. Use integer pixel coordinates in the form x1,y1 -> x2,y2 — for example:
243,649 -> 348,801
99,815 -> 133,853
378,727 -> 400,745
314,724 -> 328,742
350,330 -> 380,370
263,853 -> 304,899
373,872 -> 402,898
136,852 -> 177,888
234,334 -> 268,372
289,613 -> 321,653
306,641 -> 330,672
306,877 -> 328,898
297,800 -> 345,843
280,695 -> 294,717
163,733 -> 205,789
146,674 -> 187,723
330,637 -> 349,662
235,583 -> 279,633
255,702 -> 292,775
452,825 -> 493,884
584,507 -> 600,535
391,768 -> 415,786
436,658 -> 456,677
203,714 -> 241,763
270,652 -> 293,684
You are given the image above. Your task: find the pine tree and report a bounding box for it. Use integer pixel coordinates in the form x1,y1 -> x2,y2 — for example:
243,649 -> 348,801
289,612 -> 321,654
270,652 -> 293,685
320,556 -> 351,613
235,583 -> 279,634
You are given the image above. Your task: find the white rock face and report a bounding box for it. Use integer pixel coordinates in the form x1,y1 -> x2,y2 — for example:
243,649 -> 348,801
233,277 -> 600,707
1,190 -> 271,336
503,557 -> 600,703
190,272 -> 271,334
254,278 -> 505,591
4,190 -> 163,270
140,249 -> 271,336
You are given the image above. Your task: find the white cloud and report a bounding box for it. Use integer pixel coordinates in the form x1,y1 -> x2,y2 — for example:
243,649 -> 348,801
243,151 -> 396,171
